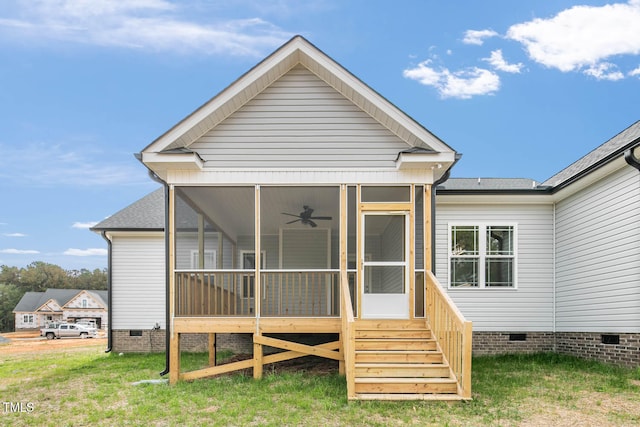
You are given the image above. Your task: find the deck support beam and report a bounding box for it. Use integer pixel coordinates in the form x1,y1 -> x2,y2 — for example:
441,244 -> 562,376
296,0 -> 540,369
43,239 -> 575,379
208,333 -> 216,366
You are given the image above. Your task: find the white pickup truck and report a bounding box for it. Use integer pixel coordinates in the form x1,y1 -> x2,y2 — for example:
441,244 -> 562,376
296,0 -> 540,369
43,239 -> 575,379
40,323 -> 97,340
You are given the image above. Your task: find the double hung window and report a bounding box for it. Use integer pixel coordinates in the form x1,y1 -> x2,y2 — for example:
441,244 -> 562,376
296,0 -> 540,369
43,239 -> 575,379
449,224 -> 516,288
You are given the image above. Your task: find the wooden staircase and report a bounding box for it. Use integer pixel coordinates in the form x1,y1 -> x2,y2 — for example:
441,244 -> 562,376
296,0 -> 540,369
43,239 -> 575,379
351,319 -> 463,400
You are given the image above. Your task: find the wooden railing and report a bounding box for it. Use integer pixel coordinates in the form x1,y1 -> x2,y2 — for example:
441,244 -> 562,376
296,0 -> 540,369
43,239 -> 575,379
175,271 -> 254,316
425,270 -> 472,399
261,270 -> 339,317
340,270 -> 356,399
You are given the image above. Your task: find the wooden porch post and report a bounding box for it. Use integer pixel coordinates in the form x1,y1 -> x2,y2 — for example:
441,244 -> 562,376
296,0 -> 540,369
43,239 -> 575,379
338,184 -> 347,375
168,185 -> 180,384
253,185 -> 263,379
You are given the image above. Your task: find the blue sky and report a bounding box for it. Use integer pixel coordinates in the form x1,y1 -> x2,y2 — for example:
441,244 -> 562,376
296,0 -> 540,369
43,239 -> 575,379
0,0 -> 639,271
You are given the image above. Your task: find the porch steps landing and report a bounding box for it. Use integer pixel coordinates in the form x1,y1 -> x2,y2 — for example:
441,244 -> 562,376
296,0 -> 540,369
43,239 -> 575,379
352,319 -> 462,401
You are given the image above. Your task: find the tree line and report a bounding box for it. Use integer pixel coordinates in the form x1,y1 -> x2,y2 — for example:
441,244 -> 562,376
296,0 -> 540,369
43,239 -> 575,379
0,261 -> 107,332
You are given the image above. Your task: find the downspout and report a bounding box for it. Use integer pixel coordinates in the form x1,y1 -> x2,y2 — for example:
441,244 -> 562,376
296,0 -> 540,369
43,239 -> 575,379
152,172 -> 170,377
135,153 -> 171,377
100,231 -> 113,353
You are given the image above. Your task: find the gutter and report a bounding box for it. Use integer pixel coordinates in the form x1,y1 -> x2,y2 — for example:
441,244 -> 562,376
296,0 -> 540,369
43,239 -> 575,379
135,153 -> 171,377
431,153 -> 461,272
100,231 -> 113,353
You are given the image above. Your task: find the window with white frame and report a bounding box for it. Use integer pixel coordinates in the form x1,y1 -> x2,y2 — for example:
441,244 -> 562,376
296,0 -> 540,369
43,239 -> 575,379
449,224 -> 516,288
190,250 -> 216,269
23,314 -> 34,323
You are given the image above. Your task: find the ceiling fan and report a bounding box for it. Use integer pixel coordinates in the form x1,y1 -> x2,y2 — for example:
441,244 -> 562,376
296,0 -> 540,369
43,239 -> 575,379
281,205 -> 332,228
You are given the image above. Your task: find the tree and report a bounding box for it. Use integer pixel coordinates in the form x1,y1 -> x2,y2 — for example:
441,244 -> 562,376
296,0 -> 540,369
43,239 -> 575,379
0,263 -> 108,332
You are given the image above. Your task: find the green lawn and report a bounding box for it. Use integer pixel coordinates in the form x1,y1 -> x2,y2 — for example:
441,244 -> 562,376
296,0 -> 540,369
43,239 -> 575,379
1,347 -> 638,426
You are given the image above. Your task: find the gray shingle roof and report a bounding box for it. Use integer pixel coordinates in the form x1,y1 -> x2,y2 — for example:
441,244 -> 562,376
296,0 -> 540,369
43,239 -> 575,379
13,289 -> 108,312
13,292 -> 44,312
437,178 -> 541,191
542,120 -> 640,187
91,188 -> 164,231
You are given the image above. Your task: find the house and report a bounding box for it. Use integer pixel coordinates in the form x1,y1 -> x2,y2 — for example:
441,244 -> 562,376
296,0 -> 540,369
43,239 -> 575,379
92,35 -> 640,400
92,35 -> 470,401
13,289 -> 109,330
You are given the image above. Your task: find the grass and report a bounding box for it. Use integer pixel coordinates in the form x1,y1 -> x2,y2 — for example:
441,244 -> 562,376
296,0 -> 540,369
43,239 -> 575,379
1,348 -> 639,426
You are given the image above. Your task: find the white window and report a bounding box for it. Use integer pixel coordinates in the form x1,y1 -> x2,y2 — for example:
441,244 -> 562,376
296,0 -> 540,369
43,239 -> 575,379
82,299 -> 88,308
190,250 -> 216,269
449,224 -> 516,288
23,314 -> 34,323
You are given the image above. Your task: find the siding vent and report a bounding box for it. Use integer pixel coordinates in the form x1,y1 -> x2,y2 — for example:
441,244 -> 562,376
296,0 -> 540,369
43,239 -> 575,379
129,330 -> 143,337
601,334 -> 619,345
509,333 -> 527,341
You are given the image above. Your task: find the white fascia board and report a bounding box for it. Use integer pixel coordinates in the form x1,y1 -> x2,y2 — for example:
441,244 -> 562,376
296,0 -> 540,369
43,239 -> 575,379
106,231 -> 165,238
436,193 -> 553,205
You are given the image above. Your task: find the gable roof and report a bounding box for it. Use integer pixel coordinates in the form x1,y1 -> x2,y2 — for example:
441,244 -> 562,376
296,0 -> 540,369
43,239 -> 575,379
140,35 -> 456,178
91,188 -> 164,232
542,120 -> 640,188
13,289 -> 109,313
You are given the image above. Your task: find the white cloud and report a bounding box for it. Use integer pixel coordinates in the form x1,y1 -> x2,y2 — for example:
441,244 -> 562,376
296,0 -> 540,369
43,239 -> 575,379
0,0 -> 293,56
72,222 -> 99,229
64,248 -> 108,257
3,233 -> 26,237
0,142 -> 148,187
629,66 -> 640,76
584,62 -> 625,81
463,29 -> 499,46
1,248 -> 40,254
403,61 -> 500,99
507,1 -> 640,74
483,49 -> 523,73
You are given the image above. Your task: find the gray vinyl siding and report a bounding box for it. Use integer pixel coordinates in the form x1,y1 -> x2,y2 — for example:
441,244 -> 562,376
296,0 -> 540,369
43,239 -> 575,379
555,167 -> 640,332
190,65 -> 410,168
434,202 -> 554,331
112,235 -> 166,330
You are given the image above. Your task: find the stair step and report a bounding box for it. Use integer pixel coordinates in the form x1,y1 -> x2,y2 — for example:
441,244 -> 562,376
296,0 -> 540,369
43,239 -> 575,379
355,350 -> 443,364
355,329 -> 432,339
355,319 -> 427,330
355,363 -> 450,378
355,338 -> 437,351
354,377 -> 458,394
355,393 -> 466,401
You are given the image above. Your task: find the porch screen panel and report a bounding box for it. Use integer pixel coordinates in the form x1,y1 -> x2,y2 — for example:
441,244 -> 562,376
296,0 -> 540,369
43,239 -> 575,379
260,186 -> 339,316
175,187 -> 255,316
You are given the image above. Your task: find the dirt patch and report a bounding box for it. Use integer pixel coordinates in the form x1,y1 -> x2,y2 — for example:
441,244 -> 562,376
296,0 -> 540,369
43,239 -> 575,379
0,335 -> 107,355
220,353 -> 339,376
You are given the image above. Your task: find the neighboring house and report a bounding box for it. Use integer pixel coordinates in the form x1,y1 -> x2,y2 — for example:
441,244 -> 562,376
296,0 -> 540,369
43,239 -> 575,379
13,289 -> 109,330
92,35 -> 640,401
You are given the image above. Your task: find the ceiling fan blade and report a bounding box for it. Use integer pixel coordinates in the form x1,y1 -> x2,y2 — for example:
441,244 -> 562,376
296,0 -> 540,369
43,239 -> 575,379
282,212 -> 300,218
286,219 -> 301,224
308,220 -> 318,228
309,216 -> 332,220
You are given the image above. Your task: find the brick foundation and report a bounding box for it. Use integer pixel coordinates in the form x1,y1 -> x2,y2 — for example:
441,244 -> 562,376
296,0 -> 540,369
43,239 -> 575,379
111,330 -> 253,354
473,332 -> 555,355
556,332 -> 640,369
472,331 -> 639,368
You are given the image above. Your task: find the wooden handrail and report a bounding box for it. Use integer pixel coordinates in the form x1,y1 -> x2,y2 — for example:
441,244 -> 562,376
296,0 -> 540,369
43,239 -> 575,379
425,270 -> 472,399
339,270 -> 356,400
